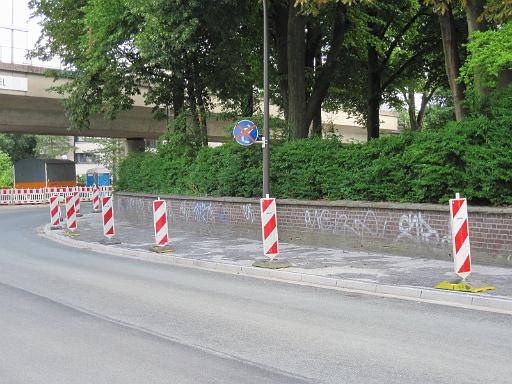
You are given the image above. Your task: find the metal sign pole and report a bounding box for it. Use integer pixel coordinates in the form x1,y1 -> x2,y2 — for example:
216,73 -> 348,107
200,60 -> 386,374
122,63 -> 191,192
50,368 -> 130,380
11,0 -> 14,63
262,0 -> 270,198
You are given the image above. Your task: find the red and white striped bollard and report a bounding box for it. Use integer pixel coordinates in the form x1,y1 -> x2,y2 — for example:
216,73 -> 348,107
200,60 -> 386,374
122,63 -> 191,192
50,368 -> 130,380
65,195 -> 78,233
260,197 -> 279,259
450,193 -> 471,279
152,198 -> 170,250
102,196 -> 115,239
92,184 -> 100,213
73,190 -> 82,217
49,196 -> 62,230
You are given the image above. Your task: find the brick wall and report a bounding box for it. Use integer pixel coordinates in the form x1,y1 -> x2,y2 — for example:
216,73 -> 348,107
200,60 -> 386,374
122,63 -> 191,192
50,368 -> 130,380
115,192 -> 512,265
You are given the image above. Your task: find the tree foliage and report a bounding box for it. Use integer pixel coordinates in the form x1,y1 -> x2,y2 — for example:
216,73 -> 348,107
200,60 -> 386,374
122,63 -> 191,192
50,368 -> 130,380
29,0 -> 511,142
117,105 -> 512,205
461,22 -> 512,88
88,137 -> 126,183
0,151 -> 13,188
35,135 -> 73,159
0,134 -> 37,162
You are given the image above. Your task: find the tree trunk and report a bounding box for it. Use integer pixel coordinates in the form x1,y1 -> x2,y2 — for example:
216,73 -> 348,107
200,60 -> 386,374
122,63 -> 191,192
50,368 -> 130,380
185,74 -> 201,143
438,8 -> 465,121
197,96 -> 208,147
287,3 -> 307,139
241,85 -> 254,116
367,45 -> 381,140
465,0 -> 487,35
311,107 -> 322,136
498,69 -> 512,91
306,23 -> 322,137
416,87 -> 436,130
172,78 -> 185,117
406,90 -> 419,131
465,0 -> 489,95
189,58 -> 209,147
271,2 -> 289,120
304,5 -> 348,131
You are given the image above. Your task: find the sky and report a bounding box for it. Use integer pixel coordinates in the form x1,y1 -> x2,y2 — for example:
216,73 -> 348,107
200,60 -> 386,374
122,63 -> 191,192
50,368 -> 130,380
0,0 -> 60,67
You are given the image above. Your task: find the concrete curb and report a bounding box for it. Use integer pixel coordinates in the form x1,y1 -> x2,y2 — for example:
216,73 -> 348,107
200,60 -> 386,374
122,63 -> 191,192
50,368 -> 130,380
40,224 -> 512,315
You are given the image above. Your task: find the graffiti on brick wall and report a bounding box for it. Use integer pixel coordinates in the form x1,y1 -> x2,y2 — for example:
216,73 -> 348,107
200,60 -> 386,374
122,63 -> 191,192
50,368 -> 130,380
397,212 -> 450,246
242,204 -> 256,223
303,208 -> 450,247
192,202 -> 213,224
179,201 -> 191,221
304,209 -> 388,239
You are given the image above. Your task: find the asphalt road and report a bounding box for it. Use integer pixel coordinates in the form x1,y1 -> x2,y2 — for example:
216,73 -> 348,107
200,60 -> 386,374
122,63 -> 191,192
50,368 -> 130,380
0,206 -> 511,384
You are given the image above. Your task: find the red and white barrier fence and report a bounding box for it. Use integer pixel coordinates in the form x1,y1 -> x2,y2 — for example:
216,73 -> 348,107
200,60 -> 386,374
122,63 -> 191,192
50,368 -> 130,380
260,197 -> 279,259
12,188 -> 47,205
450,193 -> 471,279
153,199 -> 169,246
99,186 -> 113,197
102,196 -> 115,239
0,189 -> 12,205
0,186 -> 113,205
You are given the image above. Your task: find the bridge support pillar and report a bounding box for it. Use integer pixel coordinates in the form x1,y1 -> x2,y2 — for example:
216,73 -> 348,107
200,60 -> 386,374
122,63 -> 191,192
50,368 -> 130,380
126,138 -> 146,153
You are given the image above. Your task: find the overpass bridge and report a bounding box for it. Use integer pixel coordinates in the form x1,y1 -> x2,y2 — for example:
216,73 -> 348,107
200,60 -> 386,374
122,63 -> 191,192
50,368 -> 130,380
0,62 -> 400,150
0,62 -> 228,150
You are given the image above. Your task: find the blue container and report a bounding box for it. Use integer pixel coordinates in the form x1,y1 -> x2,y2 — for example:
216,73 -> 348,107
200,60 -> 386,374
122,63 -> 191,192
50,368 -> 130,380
85,168 -> 110,187
97,172 -> 110,186
86,173 -> 95,187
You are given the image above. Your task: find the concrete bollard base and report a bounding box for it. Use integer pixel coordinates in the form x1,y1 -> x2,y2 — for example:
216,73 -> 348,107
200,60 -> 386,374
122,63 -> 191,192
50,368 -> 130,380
150,245 -> 175,254
253,259 -> 292,269
435,278 -> 496,293
50,225 -> 62,231
100,237 -> 121,245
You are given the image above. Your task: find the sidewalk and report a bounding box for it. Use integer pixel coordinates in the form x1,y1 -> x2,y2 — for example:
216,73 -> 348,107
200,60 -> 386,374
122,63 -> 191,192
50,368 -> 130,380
44,204 -> 512,312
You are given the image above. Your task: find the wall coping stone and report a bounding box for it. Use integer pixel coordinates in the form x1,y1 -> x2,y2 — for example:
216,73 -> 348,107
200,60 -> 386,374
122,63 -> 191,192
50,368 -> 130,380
115,192 -> 512,215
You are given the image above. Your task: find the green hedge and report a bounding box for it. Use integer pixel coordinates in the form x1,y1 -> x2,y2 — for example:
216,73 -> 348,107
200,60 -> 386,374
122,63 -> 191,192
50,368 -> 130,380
0,150 -> 13,188
117,113 -> 512,206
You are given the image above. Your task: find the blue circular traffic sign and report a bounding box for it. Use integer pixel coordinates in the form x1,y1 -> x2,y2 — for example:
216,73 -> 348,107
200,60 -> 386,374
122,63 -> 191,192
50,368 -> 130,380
233,120 -> 258,146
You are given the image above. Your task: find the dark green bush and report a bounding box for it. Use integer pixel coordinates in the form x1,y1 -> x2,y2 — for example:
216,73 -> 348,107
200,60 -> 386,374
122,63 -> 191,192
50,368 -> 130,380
271,138 -> 343,200
188,142 -> 262,197
117,110 -> 512,206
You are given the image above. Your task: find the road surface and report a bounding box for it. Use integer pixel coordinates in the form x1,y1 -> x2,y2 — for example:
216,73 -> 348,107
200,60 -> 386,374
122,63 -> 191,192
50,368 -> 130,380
0,206 -> 511,383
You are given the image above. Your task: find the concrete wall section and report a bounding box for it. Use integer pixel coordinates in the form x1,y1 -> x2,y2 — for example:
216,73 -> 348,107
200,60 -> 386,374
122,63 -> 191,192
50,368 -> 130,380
115,193 -> 512,265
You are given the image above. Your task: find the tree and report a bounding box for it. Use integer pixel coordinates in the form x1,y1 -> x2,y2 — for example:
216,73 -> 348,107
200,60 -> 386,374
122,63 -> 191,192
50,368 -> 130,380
270,1 -> 350,139
30,0 -> 262,147
422,0 -> 512,117
400,38 -> 447,131
89,138 -> 126,184
423,1 -> 468,121
461,22 -> 512,91
35,135 -> 73,159
0,151 -> 13,188
0,134 -> 37,162
323,0 -> 443,138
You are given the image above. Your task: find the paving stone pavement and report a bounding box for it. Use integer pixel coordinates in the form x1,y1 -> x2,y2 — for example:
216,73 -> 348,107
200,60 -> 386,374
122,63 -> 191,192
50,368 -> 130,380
66,204 -> 512,298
